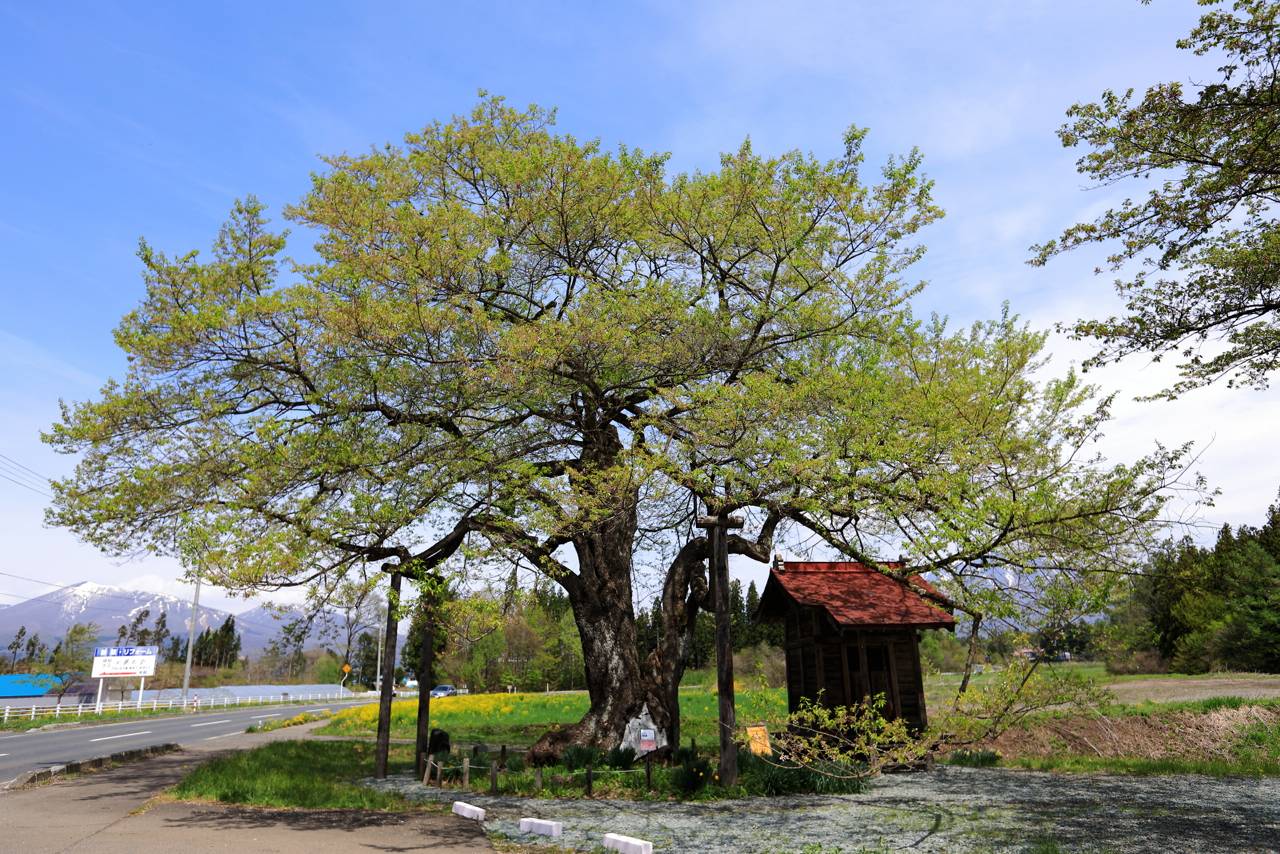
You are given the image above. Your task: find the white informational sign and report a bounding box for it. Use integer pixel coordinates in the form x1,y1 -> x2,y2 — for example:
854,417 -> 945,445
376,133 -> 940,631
92,645 -> 158,678
621,703 -> 667,757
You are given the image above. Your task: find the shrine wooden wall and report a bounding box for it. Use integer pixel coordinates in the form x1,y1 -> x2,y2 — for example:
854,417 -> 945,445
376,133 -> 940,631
782,607 -> 929,730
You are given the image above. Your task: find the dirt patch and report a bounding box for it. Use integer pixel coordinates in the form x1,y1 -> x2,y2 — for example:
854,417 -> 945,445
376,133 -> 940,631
989,705 -> 1280,760
1108,675 -> 1280,704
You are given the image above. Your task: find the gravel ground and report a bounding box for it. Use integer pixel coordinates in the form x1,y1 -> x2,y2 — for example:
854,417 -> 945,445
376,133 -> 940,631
367,766 -> 1280,853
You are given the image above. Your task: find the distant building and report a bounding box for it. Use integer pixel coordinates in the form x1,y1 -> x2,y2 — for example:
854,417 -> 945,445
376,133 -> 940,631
0,674 -> 56,701
757,560 -> 956,730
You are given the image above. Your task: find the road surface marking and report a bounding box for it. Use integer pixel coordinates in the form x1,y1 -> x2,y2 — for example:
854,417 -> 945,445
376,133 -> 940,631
204,731 -> 241,740
189,719 -> 233,728
253,713 -> 280,719
89,730 -> 151,742
306,708 -> 330,713
0,753 -> 8,757
0,735 -> 25,740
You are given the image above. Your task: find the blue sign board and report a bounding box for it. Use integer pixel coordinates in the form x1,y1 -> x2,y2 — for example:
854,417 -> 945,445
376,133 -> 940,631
93,646 -> 160,658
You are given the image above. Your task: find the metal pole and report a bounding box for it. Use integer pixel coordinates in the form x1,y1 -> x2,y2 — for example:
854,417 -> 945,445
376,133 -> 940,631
137,676 -> 145,710
95,677 -> 104,714
181,574 -> 202,709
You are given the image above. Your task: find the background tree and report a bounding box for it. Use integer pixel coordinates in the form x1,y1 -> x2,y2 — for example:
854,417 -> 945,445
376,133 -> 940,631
1101,493 -> 1280,674
47,97 -> 1197,760
1034,0 -> 1280,396
43,623 -> 98,701
317,573 -> 383,670
152,611 -> 170,660
24,632 -> 45,672
352,631 -> 379,688
6,626 -> 26,673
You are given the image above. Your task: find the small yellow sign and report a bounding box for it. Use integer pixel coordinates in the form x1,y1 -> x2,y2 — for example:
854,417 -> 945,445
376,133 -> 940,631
746,725 -> 771,756
342,663 -> 352,673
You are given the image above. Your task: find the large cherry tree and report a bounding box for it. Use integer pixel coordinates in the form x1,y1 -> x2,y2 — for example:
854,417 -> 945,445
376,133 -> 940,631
47,98 -> 1195,757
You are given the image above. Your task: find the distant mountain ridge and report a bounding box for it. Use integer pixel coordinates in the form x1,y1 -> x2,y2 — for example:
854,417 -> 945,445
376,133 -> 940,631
0,582 -> 332,654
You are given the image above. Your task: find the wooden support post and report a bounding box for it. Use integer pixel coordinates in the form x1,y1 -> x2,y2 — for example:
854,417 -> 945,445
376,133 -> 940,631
645,755 -> 652,790
585,765 -> 593,797
462,756 -> 470,788
421,754 -> 431,785
499,744 -> 507,770
374,570 -> 402,780
698,511 -> 742,788
535,765 -> 543,791
489,760 -> 498,795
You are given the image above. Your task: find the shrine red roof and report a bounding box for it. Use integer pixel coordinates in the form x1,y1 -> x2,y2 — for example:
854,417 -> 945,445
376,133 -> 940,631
758,561 -> 956,630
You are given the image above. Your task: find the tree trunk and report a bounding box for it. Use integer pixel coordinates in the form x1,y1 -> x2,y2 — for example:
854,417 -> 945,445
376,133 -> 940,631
374,571 -> 401,779
414,595 -> 435,779
528,531 -> 710,763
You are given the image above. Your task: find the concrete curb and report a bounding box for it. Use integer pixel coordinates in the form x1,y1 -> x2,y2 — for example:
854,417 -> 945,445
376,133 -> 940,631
8,742 -> 181,789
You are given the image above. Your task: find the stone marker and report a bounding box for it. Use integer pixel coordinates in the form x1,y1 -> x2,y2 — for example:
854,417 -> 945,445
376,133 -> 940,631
519,817 -> 563,837
603,832 -> 653,854
452,801 -> 486,822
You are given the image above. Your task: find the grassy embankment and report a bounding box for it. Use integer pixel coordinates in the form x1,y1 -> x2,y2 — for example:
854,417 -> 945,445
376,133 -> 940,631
169,740 -> 419,809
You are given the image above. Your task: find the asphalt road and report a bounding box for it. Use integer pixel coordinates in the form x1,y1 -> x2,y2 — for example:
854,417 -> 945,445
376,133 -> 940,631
0,698 -> 377,785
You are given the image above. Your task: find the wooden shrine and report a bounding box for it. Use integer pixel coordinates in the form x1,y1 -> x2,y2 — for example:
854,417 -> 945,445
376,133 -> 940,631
756,559 -> 955,730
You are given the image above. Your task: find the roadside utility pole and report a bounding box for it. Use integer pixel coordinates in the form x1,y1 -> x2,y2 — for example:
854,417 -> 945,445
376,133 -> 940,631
697,509 -> 743,786
181,573 -> 202,709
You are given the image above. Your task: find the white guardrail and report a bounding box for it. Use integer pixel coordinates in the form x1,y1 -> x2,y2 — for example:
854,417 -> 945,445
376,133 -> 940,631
1,690 -> 417,724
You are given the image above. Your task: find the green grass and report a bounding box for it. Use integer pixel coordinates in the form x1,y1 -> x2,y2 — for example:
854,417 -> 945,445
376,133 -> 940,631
1005,754 -> 1280,776
169,740 -> 419,809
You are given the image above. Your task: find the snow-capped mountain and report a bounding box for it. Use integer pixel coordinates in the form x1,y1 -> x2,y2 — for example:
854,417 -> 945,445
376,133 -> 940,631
0,582 -> 336,654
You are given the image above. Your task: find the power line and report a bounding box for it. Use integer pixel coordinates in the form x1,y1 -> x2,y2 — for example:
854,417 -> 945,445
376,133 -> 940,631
0,470 -> 51,498
0,453 -> 52,483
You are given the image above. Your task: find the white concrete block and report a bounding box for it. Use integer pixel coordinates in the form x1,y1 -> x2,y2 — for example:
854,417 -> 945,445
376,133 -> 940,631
603,832 -> 653,854
519,817 -> 563,837
452,801 -> 486,822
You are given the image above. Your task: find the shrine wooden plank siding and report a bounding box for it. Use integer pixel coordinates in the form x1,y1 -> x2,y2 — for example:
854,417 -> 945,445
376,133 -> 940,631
756,560 -> 955,730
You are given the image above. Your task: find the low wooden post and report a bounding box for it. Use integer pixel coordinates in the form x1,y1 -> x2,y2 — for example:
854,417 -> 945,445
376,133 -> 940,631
462,757 -> 470,788
585,765 -> 593,797
421,755 -> 431,785
499,744 -> 507,770
645,755 -> 653,790
489,760 -> 498,795
534,765 -> 543,791
435,759 -> 445,786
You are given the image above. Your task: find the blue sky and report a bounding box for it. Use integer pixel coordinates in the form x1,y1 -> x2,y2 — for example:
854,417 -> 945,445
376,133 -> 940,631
2,1 -> 1276,612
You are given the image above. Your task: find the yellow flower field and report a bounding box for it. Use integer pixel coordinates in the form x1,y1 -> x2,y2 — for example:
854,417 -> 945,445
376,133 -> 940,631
321,687 -> 789,747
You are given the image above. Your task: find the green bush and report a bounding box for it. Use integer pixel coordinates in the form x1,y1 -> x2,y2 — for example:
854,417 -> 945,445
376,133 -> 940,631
561,744 -> 602,772
737,752 -> 866,795
671,752 -> 713,796
606,745 -> 636,770
505,753 -> 526,773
